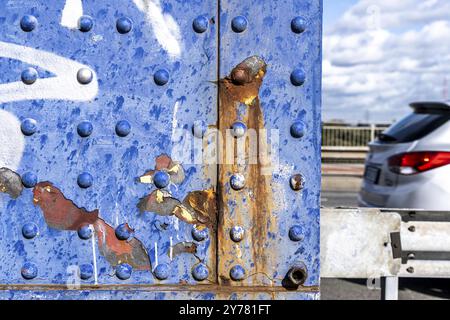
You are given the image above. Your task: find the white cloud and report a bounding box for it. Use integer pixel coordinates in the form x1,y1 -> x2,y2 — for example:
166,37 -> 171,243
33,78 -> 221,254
324,0 -> 450,122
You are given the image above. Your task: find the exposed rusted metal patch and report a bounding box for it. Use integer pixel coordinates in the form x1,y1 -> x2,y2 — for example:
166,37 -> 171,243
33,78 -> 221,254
93,219 -> 151,271
0,167 -> 23,199
139,154 -> 185,185
217,56 -> 276,285
170,242 -> 198,258
33,182 -> 98,230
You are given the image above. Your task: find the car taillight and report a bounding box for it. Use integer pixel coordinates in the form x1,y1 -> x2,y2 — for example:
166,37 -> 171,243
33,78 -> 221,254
388,151 -> 450,175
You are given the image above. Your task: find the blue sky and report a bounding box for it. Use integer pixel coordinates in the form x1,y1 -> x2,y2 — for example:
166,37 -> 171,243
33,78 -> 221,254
322,0 -> 450,123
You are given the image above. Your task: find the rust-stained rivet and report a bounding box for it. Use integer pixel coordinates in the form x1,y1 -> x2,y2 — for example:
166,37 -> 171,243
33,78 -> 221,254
21,262 -> 37,280
408,226 -> 416,232
290,174 -> 305,191
20,15 -> 37,32
192,263 -> 209,281
230,265 -> 246,281
22,223 -> 38,239
21,118 -> 37,136
21,67 -> 38,85
77,225 -> 93,240
231,121 -> 247,138
286,264 -> 308,287
77,68 -> 93,85
154,263 -> 170,280
407,266 -> 415,274
231,68 -> 248,85
230,226 -> 245,242
230,173 -> 245,191
191,225 -> 208,242
80,263 -> 94,280
289,225 -> 303,242
116,263 -> 132,280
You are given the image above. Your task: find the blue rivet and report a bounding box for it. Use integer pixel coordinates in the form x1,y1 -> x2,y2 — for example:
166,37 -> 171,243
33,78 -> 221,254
78,15 -> 94,32
116,17 -> 133,34
192,263 -> 209,281
191,225 -> 208,242
115,120 -> 131,137
231,121 -> 247,138
291,69 -> 306,86
230,265 -> 246,281
79,263 -> 94,280
193,16 -> 209,33
290,174 -> 305,191
77,172 -> 93,189
230,226 -> 245,242
192,120 -> 207,138
154,69 -> 170,86
22,223 -> 38,239
230,173 -> 245,191
115,223 -> 133,240
154,263 -> 170,280
21,172 -> 37,188
153,171 -> 170,189
290,121 -> 306,138
289,225 -> 303,242
116,263 -> 132,280
21,67 -> 38,85
21,118 -> 37,136
77,68 -> 93,85
20,15 -> 37,32
231,16 -> 248,33
77,121 -> 93,137
21,262 -> 38,280
291,17 -> 306,34
77,225 -> 93,240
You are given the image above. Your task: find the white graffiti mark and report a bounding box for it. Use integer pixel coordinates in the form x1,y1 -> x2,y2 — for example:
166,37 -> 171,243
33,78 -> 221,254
0,110 -> 25,171
61,0 -> 83,29
0,41 -> 98,103
133,0 -> 182,59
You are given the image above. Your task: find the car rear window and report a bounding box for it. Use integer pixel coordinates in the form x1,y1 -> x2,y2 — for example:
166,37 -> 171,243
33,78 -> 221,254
378,113 -> 450,143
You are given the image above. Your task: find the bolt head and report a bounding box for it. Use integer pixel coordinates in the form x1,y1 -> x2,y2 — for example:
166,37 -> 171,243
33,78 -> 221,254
21,67 -> 38,85
77,172 -> 93,189
21,172 -> 37,188
116,17 -> 133,34
231,16 -> 248,33
154,263 -> 170,280
20,15 -> 37,32
193,16 -> 209,33
78,15 -> 94,32
21,262 -> 38,280
192,263 -> 209,281
22,223 -> 38,239
77,121 -> 93,137
231,68 -> 248,85
230,173 -> 245,191
115,120 -> 131,137
116,263 -> 132,280
77,68 -> 93,85
290,174 -> 305,191
230,265 -> 246,281
21,118 -> 37,136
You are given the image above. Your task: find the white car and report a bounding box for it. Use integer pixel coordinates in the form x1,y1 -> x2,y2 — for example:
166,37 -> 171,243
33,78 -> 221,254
358,102 -> 450,210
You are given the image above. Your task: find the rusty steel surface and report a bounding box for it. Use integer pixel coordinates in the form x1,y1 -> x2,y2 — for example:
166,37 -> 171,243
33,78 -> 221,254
0,0 -> 322,299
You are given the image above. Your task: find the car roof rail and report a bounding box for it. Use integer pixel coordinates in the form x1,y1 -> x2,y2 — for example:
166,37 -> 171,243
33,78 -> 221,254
410,101 -> 450,114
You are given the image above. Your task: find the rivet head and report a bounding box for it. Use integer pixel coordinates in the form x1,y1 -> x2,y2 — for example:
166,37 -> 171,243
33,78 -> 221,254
291,17 -> 306,34
192,263 -> 209,281
21,172 -> 37,188
21,262 -> 38,280
192,120 -> 207,138
77,121 -> 93,137
290,121 -> 306,138
154,69 -> 170,86
77,68 -> 93,85
116,17 -> 133,34
231,122 -> 247,138
406,266 -> 415,274
154,263 -> 170,280
21,118 -> 37,136
193,16 -> 209,33
21,67 -> 38,85
191,225 -> 208,242
116,263 -> 132,280
79,263 -> 94,280
407,253 -> 416,260
231,68 -> 248,85
153,171 -> 170,189
77,225 -> 93,240
230,173 -> 245,191
78,15 -> 94,32
77,172 -> 93,189
291,69 -> 306,86
22,223 -> 38,239
289,225 -> 303,242
20,15 -> 37,32
229,265 -> 246,281
230,226 -> 245,242
115,223 -> 133,240
115,120 -> 131,137
290,174 -> 305,191
231,16 -> 248,33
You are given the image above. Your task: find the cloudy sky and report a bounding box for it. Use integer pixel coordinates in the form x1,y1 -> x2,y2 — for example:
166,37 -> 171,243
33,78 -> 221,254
323,0 -> 450,123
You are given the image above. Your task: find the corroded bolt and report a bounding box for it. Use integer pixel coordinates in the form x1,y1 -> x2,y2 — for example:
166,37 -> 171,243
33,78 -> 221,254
285,265 -> 308,287
406,266 -> 415,274
408,226 -> 416,232
290,174 -> 305,191
231,68 -> 248,85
